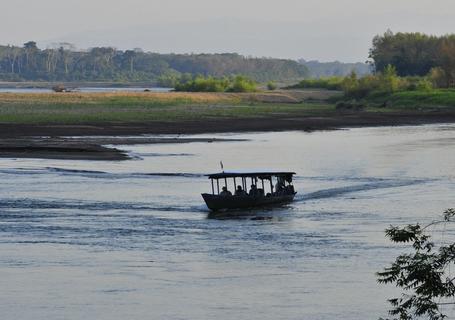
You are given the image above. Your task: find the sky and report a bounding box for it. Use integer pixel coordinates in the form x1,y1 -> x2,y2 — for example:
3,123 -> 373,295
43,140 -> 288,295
1,0 -> 454,62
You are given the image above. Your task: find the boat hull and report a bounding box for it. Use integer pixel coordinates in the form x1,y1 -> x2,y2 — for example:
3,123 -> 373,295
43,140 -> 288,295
201,193 -> 296,211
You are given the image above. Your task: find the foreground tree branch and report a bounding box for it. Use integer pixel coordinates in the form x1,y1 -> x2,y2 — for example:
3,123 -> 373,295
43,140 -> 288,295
378,208 -> 455,320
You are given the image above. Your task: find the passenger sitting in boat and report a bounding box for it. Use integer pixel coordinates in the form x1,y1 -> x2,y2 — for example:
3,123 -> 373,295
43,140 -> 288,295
220,186 -> 232,196
249,184 -> 259,196
285,184 -> 295,194
235,185 -> 247,196
275,178 -> 285,194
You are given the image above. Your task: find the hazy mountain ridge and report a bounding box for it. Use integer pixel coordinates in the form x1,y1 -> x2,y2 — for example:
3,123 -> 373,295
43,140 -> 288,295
299,59 -> 371,78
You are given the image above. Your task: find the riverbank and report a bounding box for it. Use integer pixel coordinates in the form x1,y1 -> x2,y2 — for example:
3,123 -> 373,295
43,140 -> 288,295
1,109 -> 454,161
0,90 -> 338,124
0,137 -> 247,161
0,90 -> 454,160
0,81 -> 159,89
1,109 -> 455,137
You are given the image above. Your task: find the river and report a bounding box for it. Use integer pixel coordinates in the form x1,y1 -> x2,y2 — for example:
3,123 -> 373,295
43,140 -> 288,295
1,124 -> 454,319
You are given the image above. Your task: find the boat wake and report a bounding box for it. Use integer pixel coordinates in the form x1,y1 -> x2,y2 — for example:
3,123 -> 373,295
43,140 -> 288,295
0,198 -> 207,214
298,178 -> 430,202
0,167 -> 206,179
0,166 -> 433,215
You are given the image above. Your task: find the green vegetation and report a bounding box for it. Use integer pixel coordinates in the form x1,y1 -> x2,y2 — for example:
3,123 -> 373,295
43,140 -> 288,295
266,81 -> 277,91
370,31 -> 455,87
288,64 -> 455,109
287,77 -> 344,90
174,76 -> 230,92
339,66 -> 455,107
0,92 -> 333,124
386,90 -> 455,107
378,209 -> 455,320
284,31 -> 454,108
229,76 -> 258,92
341,66 -> 406,99
0,42 -> 308,83
2,30 -> 455,126
174,75 -> 257,93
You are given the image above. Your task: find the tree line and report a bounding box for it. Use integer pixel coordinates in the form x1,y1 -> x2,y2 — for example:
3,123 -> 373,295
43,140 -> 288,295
0,42 -> 309,83
369,31 -> 455,87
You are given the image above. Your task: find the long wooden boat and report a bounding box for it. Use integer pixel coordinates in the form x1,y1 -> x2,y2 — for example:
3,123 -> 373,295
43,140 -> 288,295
201,170 -> 297,211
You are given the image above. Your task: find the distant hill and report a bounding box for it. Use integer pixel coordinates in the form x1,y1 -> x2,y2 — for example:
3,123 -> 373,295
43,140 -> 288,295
161,53 -> 309,82
0,42 -> 309,84
299,59 -> 371,78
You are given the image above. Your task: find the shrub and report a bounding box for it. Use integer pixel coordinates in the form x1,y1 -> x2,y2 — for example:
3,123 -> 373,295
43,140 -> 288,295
341,71 -> 359,97
287,77 -> 344,90
378,64 -> 401,93
342,74 -> 381,99
340,66 -> 424,99
227,75 -> 257,92
174,75 -> 257,93
266,81 -> 277,90
415,79 -> 434,91
429,67 -> 449,88
174,76 -> 229,92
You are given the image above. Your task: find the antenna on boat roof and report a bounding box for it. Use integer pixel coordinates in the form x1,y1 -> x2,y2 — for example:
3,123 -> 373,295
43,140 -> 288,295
220,161 -> 224,172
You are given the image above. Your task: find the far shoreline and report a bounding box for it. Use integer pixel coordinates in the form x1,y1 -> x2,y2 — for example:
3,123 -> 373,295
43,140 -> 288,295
0,89 -> 454,160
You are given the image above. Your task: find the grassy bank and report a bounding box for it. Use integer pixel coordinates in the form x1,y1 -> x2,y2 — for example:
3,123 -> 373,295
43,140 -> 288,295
375,89 -> 455,108
0,90 -> 454,126
0,92 -> 334,124
0,81 -> 159,88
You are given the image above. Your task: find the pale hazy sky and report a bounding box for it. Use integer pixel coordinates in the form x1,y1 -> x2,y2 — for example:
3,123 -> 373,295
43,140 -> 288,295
1,0 -> 454,62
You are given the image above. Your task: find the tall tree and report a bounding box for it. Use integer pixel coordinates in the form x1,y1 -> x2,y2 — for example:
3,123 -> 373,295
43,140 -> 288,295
5,45 -> 21,74
123,50 -> 137,73
369,31 -> 455,87
23,41 -> 38,71
57,43 -> 75,76
438,37 -> 455,87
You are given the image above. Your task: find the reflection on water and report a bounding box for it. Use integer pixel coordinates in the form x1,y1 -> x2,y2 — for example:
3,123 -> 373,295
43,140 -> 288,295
0,124 -> 455,320
207,205 -> 292,221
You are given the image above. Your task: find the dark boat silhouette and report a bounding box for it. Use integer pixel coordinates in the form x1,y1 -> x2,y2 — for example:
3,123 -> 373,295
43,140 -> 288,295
202,170 -> 296,211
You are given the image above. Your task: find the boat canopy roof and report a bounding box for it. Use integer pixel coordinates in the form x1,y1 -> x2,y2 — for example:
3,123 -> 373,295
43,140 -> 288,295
207,170 -> 296,179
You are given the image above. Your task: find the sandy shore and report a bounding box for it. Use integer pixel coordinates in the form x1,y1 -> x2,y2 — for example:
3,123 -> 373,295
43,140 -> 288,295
1,110 -> 455,137
0,137 -> 247,161
0,138 -> 130,161
1,110 -> 455,160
